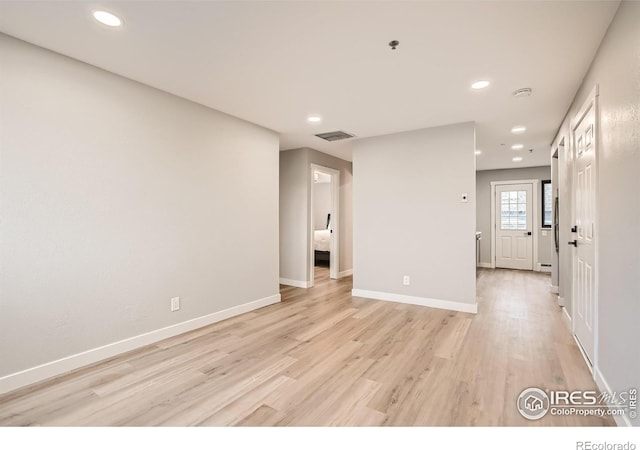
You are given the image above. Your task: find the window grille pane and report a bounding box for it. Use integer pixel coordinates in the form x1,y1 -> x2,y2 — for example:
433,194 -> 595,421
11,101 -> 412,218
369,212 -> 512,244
518,191 -> 526,203
501,189 -> 529,231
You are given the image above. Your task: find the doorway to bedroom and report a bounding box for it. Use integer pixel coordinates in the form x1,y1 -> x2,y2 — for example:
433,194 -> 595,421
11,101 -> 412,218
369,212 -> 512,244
309,164 -> 340,286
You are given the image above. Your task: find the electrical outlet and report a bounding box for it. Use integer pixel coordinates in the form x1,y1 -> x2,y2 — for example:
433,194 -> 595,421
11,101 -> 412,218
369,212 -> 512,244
403,275 -> 410,286
171,297 -> 180,312
461,193 -> 468,203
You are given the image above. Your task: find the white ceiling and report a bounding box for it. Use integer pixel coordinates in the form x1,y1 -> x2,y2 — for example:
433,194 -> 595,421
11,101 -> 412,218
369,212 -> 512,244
0,1 -> 619,170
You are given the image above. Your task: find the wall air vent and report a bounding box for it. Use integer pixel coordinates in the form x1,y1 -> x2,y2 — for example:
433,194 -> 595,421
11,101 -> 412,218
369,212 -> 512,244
314,131 -> 356,142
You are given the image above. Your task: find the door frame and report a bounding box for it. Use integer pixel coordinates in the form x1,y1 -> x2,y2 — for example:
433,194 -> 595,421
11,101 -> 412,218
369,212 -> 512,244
309,164 -> 340,286
490,179 -> 539,270
570,85 -> 599,373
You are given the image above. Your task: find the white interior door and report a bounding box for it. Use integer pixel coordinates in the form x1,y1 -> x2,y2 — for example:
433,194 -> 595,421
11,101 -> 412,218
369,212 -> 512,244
572,99 -> 597,365
495,183 -> 533,270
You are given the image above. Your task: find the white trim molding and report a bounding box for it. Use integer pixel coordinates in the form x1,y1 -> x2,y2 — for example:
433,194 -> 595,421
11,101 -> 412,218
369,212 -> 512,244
338,269 -> 353,279
352,289 -> 477,314
551,285 -> 559,294
561,305 -> 571,329
279,278 -> 310,288
594,368 -> 633,427
476,262 -> 494,269
0,293 -> 281,395
573,333 -> 594,376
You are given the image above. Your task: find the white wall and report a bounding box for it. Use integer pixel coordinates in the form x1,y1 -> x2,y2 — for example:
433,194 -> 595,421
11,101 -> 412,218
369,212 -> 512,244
353,123 -> 476,312
551,1 -> 639,426
0,35 -> 280,390
313,182 -> 331,230
279,149 -> 308,283
476,166 -> 552,267
279,147 -> 353,284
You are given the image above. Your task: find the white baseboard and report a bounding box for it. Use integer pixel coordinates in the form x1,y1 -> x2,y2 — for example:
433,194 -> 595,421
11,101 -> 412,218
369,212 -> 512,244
352,289 -> 477,314
477,262 -> 493,269
557,294 -> 565,307
561,305 -> 571,330
594,368 -> 634,427
550,285 -> 559,294
338,269 -> 353,279
572,333 -> 594,376
279,278 -> 310,288
0,293 -> 281,395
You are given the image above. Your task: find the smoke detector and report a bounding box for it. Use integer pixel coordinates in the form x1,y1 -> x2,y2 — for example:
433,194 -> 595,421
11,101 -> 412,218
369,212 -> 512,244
513,88 -> 532,98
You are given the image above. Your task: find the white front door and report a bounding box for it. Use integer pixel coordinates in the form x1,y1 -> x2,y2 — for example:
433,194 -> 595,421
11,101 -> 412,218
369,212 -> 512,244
572,98 -> 597,365
495,183 -> 533,270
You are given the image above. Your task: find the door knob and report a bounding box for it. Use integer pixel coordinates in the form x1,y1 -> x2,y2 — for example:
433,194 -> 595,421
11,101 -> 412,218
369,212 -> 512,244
571,226 -> 577,233
568,240 -> 578,247
526,231 -> 532,236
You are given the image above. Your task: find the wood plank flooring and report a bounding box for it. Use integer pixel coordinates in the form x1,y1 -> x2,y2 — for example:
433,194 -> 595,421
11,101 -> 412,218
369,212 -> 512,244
0,267 -> 613,426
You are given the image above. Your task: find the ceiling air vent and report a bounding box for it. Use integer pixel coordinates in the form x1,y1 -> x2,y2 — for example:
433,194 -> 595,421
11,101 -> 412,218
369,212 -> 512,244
513,88 -> 533,98
315,131 -> 356,142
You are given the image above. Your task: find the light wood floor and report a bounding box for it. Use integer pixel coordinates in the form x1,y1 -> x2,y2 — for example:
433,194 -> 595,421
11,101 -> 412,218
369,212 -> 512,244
0,267 -> 612,426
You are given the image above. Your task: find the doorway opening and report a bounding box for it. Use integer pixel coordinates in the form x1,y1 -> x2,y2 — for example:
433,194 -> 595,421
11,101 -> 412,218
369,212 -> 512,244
309,164 -> 340,286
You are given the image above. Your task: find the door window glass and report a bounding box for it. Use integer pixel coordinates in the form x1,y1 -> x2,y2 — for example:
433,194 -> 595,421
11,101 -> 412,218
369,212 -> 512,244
501,190 -> 527,230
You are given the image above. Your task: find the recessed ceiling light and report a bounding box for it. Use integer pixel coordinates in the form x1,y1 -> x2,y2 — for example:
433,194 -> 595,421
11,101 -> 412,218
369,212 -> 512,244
511,126 -> 527,134
511,144 -> 524,150
93,10 -> 122,27
474,150 -> 482,155
512,156 -> 523,162
471,80 -> 490,90
307,115 -> 322,123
